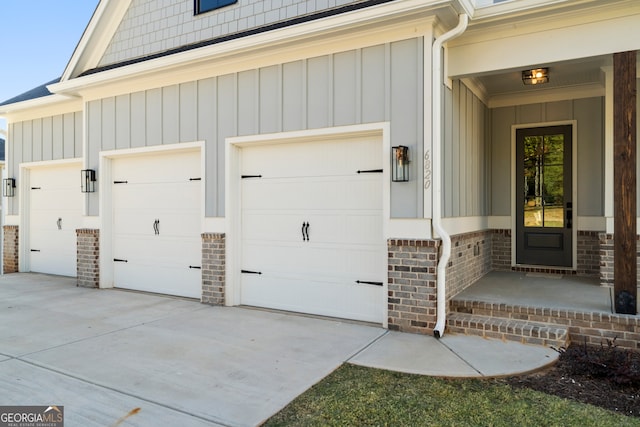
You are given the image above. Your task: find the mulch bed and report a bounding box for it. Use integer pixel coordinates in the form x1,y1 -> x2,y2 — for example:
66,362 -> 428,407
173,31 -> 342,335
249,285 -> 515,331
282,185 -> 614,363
501,341 -> 640,417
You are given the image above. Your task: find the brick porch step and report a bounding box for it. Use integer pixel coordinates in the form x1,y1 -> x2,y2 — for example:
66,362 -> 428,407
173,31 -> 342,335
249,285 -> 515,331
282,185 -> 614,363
447,312 -> 569,348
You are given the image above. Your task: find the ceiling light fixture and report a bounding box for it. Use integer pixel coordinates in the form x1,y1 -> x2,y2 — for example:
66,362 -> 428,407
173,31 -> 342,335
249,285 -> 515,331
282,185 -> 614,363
522,68 -> 549,85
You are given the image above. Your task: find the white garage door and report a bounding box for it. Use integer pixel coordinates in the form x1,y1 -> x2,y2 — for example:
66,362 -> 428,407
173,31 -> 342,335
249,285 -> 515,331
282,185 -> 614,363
112,150 -> 202,298
29,163 -> 83,277
241,136 -> 385,323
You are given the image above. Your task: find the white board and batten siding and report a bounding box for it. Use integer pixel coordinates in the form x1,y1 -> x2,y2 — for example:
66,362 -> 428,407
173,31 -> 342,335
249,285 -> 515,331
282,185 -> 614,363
240,136 -> 385,323
28,163 -> 83,276
111,150 -> 202,298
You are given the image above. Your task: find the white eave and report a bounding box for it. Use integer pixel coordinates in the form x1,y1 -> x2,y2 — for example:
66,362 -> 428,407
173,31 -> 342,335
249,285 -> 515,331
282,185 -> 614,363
49,0 -> 457,98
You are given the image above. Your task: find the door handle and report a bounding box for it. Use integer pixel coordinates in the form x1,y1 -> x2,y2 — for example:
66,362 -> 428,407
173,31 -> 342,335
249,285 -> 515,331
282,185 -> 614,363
57,218 -> 62,230
153,219 -> 160,235
301,222 -> 309,241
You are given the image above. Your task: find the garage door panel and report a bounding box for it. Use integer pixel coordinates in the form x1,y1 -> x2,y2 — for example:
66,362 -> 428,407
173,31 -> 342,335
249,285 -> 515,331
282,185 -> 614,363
112,150 -> 202,298
29,165 -> 82,277
242,176 -> 380,211
241,136 -> 384,323
114,262 -> 201,298
113,182 -> 199,213
241,138 -> 381,178
114,212 -> 200,237
243,242 -> 382,279
114,236 -> 200,264
243,211 -> 382,245
241,274 -> 381,323
112,150 -> 200,184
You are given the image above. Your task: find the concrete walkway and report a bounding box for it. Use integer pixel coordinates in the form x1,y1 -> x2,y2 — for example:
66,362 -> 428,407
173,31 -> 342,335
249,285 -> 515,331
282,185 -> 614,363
0,274 -> 558,427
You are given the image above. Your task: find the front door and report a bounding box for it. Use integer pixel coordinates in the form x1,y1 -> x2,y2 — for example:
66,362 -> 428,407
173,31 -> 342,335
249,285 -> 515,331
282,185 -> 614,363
516,125 -> 572,267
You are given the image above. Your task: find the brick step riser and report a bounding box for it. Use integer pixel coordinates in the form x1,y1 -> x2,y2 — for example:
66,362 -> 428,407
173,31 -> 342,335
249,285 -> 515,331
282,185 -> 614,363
447,312 -> 568,348
450,300 -> 640,351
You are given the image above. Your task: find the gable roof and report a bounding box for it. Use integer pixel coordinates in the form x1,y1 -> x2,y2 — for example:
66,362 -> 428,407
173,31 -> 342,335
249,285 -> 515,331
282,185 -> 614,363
0,78 -> 60,106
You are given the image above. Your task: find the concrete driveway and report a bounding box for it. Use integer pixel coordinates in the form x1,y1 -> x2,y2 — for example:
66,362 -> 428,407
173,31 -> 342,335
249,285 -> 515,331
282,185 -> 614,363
0,274 -> 385,426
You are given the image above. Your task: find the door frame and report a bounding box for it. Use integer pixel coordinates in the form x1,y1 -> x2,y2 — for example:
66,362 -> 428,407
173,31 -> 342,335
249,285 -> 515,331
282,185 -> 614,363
18,158 -> 83,273
99,141 -> 205,289
511,120 -> 577,270
225,122 -> 391,327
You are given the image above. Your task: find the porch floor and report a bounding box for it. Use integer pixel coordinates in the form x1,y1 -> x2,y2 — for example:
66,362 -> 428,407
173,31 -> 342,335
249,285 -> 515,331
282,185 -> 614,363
453,271 -> 615,314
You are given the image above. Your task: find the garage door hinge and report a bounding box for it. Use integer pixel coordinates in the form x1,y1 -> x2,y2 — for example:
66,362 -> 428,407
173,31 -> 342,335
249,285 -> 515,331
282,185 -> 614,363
356,280 -> 383,286
189,178 -> 201,181
31,187 -> 41,190
30,249 -> 40,252
113,180 -> 128,184
357,169 -> 383,174
114,258 -> 128,263
241,269 -> 262,275
241,175 -> 262,179
189,265 -> 201,269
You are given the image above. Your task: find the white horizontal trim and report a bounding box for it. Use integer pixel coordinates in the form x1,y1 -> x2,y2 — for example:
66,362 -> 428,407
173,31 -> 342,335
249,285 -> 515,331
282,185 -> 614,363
4,215 -> 19,226
227,122 -> 388,146
0,95 -> 81,120
488,83 -> 604,108
50,1 -> 440,99
387,219 -> 432,239
441,216 -> 489,235
203,217 -> 226,234
488,216 -> 511,229
20,158 -> 82,169
81,216 -> 100,229
576,216 -> 605,232
100,140 -> 203,159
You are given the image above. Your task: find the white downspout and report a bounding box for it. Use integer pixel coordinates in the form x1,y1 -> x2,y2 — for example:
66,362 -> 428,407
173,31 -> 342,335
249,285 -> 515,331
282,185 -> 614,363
432,14 -> 468,338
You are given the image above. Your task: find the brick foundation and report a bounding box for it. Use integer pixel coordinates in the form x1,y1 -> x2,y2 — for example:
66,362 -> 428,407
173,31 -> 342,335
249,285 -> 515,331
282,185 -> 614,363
76,229 -> 99,288
446,231 -> 492,299
577,230 -> 600,277
491,229 -> 511,271
598,233 -> 640,287
201,233 -> 225,305
3,225 -> 19,274
387,239 -> 439,334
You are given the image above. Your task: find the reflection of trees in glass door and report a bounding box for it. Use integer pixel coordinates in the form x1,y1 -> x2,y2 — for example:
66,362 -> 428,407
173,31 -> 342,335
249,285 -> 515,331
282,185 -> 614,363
523,134 -> 564,228
516,125 -> 572,267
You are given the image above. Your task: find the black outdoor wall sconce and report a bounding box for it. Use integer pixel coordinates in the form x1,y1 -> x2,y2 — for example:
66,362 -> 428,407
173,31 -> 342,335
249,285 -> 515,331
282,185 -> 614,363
81,169 -> 97,193
3,178 -> 15,197
392,145 -> 409,182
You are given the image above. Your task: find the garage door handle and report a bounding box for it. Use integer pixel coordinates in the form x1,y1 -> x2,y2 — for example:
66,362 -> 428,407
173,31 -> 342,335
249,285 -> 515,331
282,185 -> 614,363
31,249 -> 41,252
356,280 -> 383,286
302,222 -> 309,241
153,219 -> 160,235
241,270 -> 262,275
189,266 -> 201,269
57,218 -> 62,230
114,258 -> 128,263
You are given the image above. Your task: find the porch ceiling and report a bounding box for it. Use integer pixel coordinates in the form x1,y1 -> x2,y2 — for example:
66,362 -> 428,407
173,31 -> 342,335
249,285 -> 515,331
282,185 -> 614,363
476,55 -> 609,97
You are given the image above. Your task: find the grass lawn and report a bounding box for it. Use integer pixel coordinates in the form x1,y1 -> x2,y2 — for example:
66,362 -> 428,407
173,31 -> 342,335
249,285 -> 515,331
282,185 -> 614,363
264,364 -> 640,427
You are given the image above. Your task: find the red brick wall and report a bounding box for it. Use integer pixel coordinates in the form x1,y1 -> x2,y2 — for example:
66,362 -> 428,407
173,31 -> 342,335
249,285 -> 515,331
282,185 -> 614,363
3,225 -> 18,274
202,233 -> 225,305
387,239 -> 439,334
76,229 -> 99,288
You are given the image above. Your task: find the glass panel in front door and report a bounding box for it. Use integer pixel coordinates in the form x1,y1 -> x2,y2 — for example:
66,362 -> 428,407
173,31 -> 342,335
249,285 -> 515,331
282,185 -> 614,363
523,133 -> 564,229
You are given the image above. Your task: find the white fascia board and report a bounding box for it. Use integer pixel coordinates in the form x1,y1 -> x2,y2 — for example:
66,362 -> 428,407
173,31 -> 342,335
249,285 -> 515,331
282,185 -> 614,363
0,95 -> 82,122
448,4 -> 640,77
49,0 -> 449,97
61,0 -> 133,81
